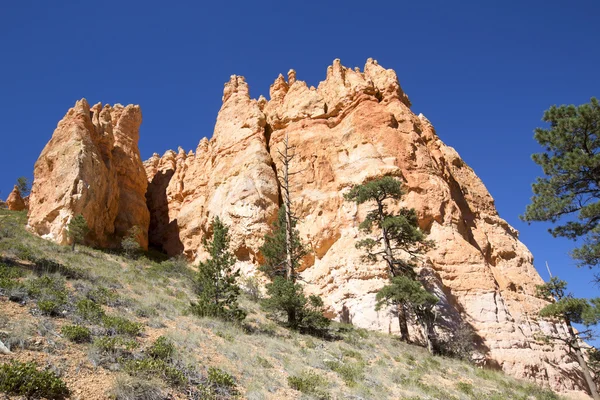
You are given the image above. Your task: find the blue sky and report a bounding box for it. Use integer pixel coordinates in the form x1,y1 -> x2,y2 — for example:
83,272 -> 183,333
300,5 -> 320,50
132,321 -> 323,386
1,1 -> 599,307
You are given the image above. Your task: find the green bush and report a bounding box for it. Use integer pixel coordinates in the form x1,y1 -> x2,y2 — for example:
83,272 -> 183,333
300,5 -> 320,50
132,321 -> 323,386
287,370 -> 331,399
0,360 -> 70,399
61,325 -> 91,343
123,358 -> 186,387
324,359 -> 364,387
76,298 -> 105,322
147,336 -> 175,361
26,275 -> 69,316
0,263 -> 25,298
93,336 -> 139,354
456,381 -> 474,395
87,286 -> 118,306
102,315 -> 143,336
109,375 -> 165,400
207,367 -> 238,394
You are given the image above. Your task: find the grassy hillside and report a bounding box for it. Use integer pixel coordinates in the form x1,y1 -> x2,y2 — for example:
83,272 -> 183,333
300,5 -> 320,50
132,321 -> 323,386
0,209 -> 567,399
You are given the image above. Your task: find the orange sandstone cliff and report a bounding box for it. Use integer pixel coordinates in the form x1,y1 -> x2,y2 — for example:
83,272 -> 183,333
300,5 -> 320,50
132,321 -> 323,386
27,100 -> 149,249
143,59 -> 587,394
25,59 -> 587,395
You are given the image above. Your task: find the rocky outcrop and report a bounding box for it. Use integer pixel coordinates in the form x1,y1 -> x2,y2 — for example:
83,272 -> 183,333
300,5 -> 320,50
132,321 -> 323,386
27,99 -> 149,249
6,186 -> 26,211
144,76 -> 279,265
143,59 -> 587,395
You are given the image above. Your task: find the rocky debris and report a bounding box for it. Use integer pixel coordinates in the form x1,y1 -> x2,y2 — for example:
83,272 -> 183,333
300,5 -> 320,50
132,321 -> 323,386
27,99 -> 149,249
6,186 -> 26,211
0,340 -> 10,355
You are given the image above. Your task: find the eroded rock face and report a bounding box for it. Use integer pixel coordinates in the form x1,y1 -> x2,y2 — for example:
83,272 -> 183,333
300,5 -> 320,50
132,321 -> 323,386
143,60 -> 583,394
27,99 -> 149,249
6,186 -> 26,211
144,76 -> 279,265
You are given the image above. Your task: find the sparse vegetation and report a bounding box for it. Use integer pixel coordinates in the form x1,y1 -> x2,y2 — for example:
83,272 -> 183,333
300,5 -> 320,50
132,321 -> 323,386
288,370 -> 331,399
0,208 -> 570,399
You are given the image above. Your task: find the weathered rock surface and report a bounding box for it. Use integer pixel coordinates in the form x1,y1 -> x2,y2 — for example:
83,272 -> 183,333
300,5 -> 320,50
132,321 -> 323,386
27,99 -> 149,249
144,59 -> 587,395
144,76 -> 279,263
6,186 -> 26,211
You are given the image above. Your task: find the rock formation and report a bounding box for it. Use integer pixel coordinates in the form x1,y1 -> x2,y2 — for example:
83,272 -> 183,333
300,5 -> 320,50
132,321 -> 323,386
6,186 -> 26,211
144,59 -> 587,394
144,76 -> 279,266
27,99 -> 149,249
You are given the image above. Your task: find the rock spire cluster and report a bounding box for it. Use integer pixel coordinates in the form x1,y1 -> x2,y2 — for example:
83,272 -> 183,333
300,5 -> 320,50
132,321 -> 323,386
25,59 -> 587,394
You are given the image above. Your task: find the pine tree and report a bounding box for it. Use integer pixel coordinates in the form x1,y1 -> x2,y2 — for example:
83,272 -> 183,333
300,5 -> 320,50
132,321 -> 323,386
344,176 -> 434,344
191,217 -> 246,322
522,98 -> 600,272
67,214 -> 89,252
535,276 -> 600,399
259,134 -> 329,332
16,177 -> 30,198
121,226 -> 142,258
375,276 -> 438,353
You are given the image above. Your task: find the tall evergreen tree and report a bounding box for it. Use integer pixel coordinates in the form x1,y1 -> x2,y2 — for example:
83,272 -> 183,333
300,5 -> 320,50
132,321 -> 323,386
535,276 -> 600,399
259,134 -> 329,332
191,217 -> 246,322
67,214 -> 89,252
522,98 -> 600,272
344,176 -> 434,344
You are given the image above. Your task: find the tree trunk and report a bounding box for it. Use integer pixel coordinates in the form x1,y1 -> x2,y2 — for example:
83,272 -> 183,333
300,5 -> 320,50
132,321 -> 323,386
282,134 -> 294,281
288,307 -> 297,329
397,302 -> 410,342
565,320 -> 600,400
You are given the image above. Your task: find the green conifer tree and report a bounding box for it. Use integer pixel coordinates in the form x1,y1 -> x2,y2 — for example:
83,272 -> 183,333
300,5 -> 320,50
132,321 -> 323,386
191,217 -> 246,322
67,214 -> 89,252
344,176 -> 435,345
522,98 -> 600,272
16,177 -> 30,198
535,276 -> 600,399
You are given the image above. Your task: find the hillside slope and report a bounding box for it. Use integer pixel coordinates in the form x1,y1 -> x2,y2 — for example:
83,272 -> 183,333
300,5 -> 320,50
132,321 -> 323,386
0,209 -> 582,399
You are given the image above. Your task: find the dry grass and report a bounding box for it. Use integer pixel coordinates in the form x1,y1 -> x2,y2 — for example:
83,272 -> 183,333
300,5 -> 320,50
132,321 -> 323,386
0,209 -> 566,400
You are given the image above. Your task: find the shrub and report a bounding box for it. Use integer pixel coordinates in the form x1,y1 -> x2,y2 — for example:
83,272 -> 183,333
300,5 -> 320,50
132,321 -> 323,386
102,315 -> 143,336
0,360 -> 70,399
0,263 -> 25,298
262,277 -> 330,333
61,325 -> 91,343
121,226 -> 142,258
437,320 -> 476,361
287,370 -> 330,399
123,358 -> 186,387
27,275 -> 69,316
109,375 -> 165,400
87,286 -> 119,306
456,381 -> 475,395
324,360 -> 364,387
207,367 -> 238,395
76,298 -> 106,322
241,275 -> 262,302
147,336 -> 175,361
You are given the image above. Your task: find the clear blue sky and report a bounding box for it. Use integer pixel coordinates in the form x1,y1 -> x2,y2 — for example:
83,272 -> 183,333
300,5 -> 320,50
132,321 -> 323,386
1,1 -> 599,306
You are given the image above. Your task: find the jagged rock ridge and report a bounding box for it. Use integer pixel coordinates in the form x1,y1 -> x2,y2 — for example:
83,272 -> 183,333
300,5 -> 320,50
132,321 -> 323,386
27,99 -> 149,249
144,59 -> 587,395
